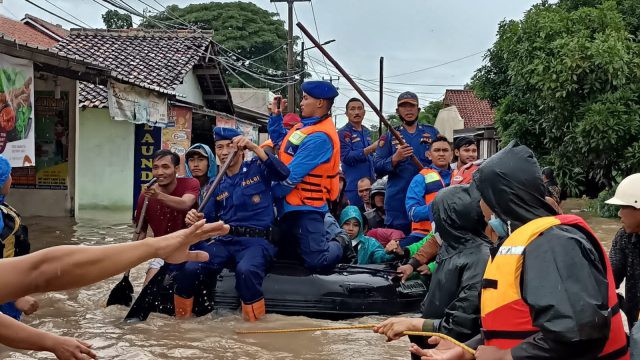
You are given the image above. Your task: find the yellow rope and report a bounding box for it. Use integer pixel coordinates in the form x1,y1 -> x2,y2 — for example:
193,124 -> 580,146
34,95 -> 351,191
235,324 -> 475,355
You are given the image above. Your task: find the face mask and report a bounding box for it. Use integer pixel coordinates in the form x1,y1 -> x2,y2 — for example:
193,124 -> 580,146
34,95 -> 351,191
402,119 -> 418,126
488,215 -> 510,238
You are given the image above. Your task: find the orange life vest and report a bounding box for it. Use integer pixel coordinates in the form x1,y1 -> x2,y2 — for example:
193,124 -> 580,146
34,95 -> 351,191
480,215 -> 628,359
410,168 -> 445,235
278,116 -> 340,207
259,139 -> 274,150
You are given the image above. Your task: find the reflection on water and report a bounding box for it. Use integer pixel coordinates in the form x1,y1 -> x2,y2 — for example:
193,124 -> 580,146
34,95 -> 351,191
2,201 -> 621,359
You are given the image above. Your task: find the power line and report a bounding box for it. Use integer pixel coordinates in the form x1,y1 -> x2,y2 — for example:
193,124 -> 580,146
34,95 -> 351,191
381,50 -> 486,79
23,0 -> 84,27
41,0 -> 92,28
308,0 -> 331,76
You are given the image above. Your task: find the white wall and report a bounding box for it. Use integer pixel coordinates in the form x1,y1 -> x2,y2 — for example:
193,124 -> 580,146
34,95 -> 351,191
174,70 -> 205,106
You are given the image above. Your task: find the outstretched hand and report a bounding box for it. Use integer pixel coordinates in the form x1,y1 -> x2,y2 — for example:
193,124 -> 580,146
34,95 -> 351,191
411,337 -> 473,360
50,336 -> 96,360
373,317 -> 424,341
153,220 -> 229,264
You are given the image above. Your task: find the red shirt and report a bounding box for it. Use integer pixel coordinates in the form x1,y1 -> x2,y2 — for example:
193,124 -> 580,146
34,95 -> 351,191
135,177 -> 200,237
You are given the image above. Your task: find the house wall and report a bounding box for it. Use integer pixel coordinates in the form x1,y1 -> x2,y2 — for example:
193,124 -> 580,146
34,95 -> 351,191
7,74 -> 76,217
174,70 -> 205,107
75,108 -> 135,213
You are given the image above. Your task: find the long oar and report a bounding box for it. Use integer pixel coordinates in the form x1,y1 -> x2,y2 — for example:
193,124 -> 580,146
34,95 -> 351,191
296,22 -> 423,170
198,149 -> 238,213
106,177 -> 157,307
235,324 -> 475,355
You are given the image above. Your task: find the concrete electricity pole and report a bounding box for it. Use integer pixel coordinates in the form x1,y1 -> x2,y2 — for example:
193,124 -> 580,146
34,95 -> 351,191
271,0 -> 309,113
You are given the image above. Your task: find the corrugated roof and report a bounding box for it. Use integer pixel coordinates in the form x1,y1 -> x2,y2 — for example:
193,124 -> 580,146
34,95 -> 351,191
442,89 -> 495,128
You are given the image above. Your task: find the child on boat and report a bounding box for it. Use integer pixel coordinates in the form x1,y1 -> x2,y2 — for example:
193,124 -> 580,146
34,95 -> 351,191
339,206 -> 395,265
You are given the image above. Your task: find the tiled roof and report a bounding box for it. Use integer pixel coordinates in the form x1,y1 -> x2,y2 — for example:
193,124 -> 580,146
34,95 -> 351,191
0,15 -> 59,48
443,89 -> 495,128
78,82 -> 108,108
53,29 -> 213,95
22,14 -> 70,39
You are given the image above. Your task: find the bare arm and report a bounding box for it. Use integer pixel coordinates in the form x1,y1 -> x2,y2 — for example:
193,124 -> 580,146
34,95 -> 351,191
0,313 -> 96,359
0,220 -> 228,304
155,192 -> 197,211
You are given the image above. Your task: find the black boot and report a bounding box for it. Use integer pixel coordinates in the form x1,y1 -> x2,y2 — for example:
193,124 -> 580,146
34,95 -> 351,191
335,233 -> 356,264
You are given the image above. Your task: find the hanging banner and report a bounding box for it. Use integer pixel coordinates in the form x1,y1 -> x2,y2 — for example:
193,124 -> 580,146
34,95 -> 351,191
0,54 -> 35,168
132,123 -> 162,217
108,80 -> 168,127
236,119 -> 258,144
162,106 -> 192,176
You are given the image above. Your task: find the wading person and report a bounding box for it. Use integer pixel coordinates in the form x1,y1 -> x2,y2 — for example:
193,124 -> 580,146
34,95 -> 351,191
184,143 -> 217,205
338,98 -> 377,207
374,184 -> 491,357
0,156 -> 38,321
268,81 -> 353,273
414,142 -> 628,360
0,219 -> 228,360
177,128 -> 289,321
404,136 -> 453,247
607,173 -> 640,329
374,91 -> 440,235
136,150 -> 200,283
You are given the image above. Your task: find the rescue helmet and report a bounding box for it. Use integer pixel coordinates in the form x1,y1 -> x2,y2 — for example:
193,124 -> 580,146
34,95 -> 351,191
606,173 -> 640,209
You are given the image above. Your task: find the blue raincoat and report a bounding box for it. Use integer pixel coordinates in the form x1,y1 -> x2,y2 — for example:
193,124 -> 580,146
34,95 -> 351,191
184,143 -> 217,205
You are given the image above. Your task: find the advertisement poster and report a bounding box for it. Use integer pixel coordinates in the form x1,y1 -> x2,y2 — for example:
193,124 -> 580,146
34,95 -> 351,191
215,114 -> 236,128
132,123 -> 161,217
162,106 -> 192,176
108,80 -> 168,127
11,91 -> 68,189
0,54 -> 35,168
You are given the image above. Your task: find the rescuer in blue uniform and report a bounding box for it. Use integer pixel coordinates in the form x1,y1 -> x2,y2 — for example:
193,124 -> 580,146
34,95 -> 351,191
374,91 -> 440,235
268,81 -> 354,273
175,127 -> 290,322
338,98 -> 377,207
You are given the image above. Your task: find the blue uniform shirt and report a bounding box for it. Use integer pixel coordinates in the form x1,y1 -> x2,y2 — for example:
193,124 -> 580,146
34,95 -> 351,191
202,153 -> 289,230
405,164 -> 452,230
373,124 -> 440,229
269,115 -> 334,215
338,123 -> 376,201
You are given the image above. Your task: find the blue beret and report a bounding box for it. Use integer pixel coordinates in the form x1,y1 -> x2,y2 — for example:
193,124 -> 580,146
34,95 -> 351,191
301,81 -> 338,100
0,155 -> 10,187
213,127 -> 242,141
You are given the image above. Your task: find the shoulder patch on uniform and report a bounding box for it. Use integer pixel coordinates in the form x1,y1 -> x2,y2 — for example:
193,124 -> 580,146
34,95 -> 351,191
424,172 -> 442,183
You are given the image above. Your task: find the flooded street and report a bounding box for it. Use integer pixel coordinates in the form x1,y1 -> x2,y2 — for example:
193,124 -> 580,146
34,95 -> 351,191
1,200 -> 622,359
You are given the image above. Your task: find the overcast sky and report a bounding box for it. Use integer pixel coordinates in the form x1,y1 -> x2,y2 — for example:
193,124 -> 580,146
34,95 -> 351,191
1,0 -> 540,127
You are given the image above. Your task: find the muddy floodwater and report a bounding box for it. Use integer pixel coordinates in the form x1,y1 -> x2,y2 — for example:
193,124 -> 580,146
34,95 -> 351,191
1,199 -> 621,359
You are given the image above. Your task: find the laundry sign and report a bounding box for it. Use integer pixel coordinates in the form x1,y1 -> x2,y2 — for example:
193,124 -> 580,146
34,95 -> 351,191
107,80 -> 168,127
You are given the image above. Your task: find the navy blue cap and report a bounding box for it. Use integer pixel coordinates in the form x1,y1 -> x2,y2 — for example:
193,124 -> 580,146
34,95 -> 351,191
397,91 -> 419,106
214,127 -> 242,141
301,81 -> 339,100
0,155 -> 10,187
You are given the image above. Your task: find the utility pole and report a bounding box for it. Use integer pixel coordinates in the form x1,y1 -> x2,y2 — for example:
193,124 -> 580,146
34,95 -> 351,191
271,0 -> 309,113
379,56 -> 384,137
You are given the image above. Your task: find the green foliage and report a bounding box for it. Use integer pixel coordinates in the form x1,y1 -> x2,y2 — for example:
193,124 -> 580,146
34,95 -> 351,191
421,101 -> 442,125
589,187 -> 620,218
102,9 -> 133,29
140,2 -> 301,91
471,1 -> 640,197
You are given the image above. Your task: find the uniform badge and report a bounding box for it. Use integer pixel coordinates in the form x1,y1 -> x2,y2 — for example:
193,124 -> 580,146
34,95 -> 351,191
252,194 -> 261,204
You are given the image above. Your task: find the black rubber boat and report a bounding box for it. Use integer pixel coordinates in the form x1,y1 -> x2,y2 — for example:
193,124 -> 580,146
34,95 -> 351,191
124,261 -> 428,322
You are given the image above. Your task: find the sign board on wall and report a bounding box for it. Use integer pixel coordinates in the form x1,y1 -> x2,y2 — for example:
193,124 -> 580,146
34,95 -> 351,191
132,123 -> 161,217
162,106 -> 192,176
11,91 -> 68,190
0,54 -> 35,168
108,80 -> 168,127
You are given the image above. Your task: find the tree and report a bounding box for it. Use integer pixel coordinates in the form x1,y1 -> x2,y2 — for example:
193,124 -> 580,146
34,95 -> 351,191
102,9 -> 133,29
471,1 -> 640,197
421,101 -> 443,125
141,2 -> 300,91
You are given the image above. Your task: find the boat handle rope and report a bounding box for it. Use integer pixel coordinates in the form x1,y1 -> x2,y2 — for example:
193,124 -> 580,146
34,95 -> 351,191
235,323 -> 476,355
